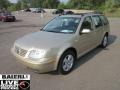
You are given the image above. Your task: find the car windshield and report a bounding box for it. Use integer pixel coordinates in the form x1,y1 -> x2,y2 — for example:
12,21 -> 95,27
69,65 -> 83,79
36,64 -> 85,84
43,17 -> 81,34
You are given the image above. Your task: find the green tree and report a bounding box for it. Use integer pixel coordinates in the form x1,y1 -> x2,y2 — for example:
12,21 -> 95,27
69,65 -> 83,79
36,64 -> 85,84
58,3 -> 67,9
0,0 -> 10,9
13,0 -> 29,10
8,4 -> 17,11
66,0 -> 106,9
30,0 -> 43,8
113,0 -> 120,8
16,0 -> 22,10
104,0 -> 120,12
43,0 -> 59,8
20,0 -> 28,9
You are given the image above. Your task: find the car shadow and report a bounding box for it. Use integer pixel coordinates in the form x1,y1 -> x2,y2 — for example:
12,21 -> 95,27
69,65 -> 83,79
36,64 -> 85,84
48,35 -> 117,75
7,19 -> 23,22
0,19 -> 22,23
15,19 -> 23,22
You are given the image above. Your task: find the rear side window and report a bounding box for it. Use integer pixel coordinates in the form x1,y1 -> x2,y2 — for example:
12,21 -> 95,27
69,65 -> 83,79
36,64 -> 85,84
99,15 -> 109,25
92,15 -> 103,28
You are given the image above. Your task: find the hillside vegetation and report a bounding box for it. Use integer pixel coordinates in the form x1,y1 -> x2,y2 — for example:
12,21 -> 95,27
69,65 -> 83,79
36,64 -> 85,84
0,0 -> 120,17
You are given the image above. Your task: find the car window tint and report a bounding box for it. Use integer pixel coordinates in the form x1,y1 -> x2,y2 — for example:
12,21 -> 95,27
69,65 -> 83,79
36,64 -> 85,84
43,17 -> 81,34
92,15 -> 103,28
99,15 -> 109,25
81,16 -> 93,31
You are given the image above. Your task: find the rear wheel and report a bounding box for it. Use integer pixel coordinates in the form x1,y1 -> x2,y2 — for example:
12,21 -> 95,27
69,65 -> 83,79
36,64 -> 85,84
57,50 -> 76,75
12,17 -> 16,22
100,35 -> 108,48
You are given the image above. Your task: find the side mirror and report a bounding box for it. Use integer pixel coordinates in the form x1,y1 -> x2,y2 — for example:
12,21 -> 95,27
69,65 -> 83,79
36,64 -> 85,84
81,29 -> 91,34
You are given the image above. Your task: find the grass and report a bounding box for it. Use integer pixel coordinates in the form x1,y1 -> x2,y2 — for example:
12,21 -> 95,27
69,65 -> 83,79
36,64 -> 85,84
104,8 -> 120,17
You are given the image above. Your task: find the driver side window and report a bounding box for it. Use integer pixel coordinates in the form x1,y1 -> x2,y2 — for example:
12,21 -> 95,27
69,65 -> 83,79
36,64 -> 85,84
80,16 -> 93,33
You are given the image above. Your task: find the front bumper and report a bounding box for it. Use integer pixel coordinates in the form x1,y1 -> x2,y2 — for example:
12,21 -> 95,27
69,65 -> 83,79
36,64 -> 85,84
5,16 -> 15,21
11,48 -> 57,73
6,18 -> 14,21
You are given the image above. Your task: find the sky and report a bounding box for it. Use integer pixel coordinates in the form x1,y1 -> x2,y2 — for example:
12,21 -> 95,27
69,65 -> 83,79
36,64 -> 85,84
8,0 -> 69,3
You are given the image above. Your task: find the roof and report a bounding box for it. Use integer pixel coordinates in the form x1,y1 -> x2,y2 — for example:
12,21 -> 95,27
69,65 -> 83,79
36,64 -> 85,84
60,12 -> 103,18
60,14 -> 82,18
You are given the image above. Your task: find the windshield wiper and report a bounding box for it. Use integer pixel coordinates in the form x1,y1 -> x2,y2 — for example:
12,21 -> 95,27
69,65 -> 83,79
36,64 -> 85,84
45,30 -> 60,33
44,30 -> 74,34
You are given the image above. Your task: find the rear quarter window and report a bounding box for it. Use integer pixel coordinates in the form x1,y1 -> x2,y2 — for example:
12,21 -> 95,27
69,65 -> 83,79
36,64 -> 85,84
99,15 -> 109,25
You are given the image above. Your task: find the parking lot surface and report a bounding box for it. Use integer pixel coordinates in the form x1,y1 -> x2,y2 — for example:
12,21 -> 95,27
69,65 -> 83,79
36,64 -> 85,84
0,13 -> 120,90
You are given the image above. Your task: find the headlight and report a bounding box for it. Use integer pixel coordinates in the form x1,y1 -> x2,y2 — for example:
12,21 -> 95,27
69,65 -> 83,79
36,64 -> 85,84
28,49 -> 46,59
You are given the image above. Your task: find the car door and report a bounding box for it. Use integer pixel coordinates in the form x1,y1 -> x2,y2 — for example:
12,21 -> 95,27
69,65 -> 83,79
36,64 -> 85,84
76,16 -> 97,56
92,15 -> 104,45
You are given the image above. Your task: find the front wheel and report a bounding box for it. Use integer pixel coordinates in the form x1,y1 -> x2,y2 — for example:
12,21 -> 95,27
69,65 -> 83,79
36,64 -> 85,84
57,50 -> 76,75
12,17 -> 16,22
100,35 -> 108,48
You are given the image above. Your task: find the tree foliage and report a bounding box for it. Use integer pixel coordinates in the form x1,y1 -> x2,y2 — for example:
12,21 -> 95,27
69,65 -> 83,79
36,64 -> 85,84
43,0 -> 59,8
30,0 -> 43,8
66,0 -> 106,9
0,0 -> 10,9
0,0 -> 120,12
58,3 -> 67,9
57,0 -> 120,11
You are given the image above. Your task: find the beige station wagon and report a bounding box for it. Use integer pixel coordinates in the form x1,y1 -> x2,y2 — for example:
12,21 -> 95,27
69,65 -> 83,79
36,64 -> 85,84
11,13 -> 110,74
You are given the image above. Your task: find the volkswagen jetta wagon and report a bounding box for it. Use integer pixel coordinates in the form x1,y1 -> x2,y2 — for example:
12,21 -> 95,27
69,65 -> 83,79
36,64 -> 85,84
11,13 -> 110,75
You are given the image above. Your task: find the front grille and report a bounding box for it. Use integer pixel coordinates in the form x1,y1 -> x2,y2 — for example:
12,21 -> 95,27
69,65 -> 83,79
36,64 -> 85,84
15,46 -> 27,57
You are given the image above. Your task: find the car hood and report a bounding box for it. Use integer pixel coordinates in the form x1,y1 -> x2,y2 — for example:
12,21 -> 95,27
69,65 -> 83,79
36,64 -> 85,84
15,31 -> 73,50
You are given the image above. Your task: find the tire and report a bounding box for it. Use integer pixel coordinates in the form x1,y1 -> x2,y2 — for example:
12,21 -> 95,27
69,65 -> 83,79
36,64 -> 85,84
57,50 -> 76,75
100,35 -> 108,48
13,18 -> 16,22
12,17 -> 16,22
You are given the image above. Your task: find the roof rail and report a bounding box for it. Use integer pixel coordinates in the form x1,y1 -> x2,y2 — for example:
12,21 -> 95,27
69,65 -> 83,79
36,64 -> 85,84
59,11 -> 103,16
73,11 -> 103,15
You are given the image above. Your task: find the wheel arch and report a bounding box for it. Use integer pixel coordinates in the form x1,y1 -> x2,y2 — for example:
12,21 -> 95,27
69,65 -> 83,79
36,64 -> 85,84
58,47 -> 77,60
56,47 -> 77,73
56,47 -> 77,69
